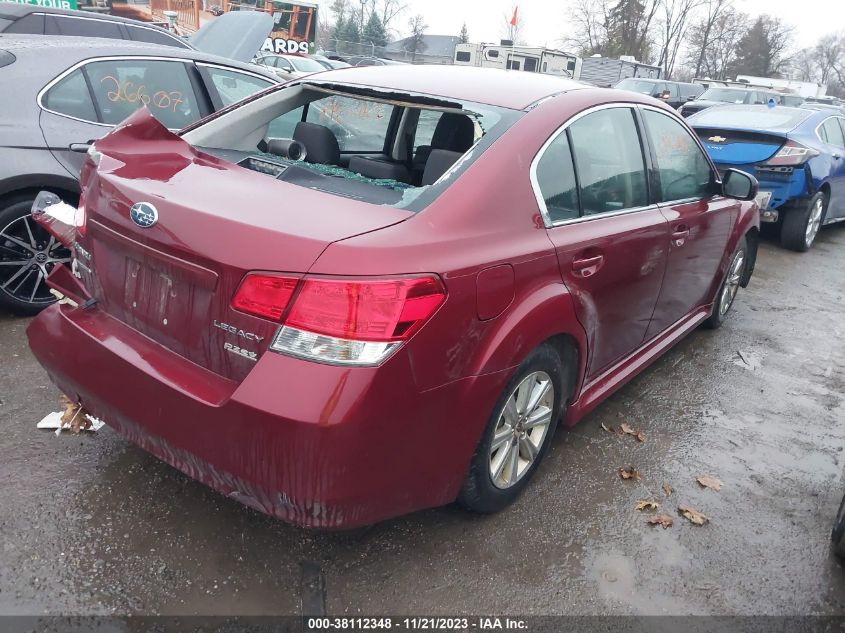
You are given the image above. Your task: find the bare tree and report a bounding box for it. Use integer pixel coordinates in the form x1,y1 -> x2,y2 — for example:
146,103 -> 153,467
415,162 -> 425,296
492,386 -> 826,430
403,14 -> 427,62
656,0 -> 704,78
565,0 -> 610,54
813,33 -> 845,84
688,0 -> 731,78
373,0 -> 407,35
565,0 -> 659,61
684,6 -> 746,79
790,47 -> 817,82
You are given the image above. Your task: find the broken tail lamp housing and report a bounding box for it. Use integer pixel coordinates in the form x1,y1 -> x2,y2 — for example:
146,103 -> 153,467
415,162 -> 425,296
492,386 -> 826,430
31,190 -> 86,247
232,274 -> 447,366
761,141 -> 819,167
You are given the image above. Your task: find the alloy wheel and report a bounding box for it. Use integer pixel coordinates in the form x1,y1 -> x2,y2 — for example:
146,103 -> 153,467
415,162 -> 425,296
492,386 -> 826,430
805,197 -> 824,248
0,213 -> 71,306
718,250 -> 745,317
488,371 -> 555,490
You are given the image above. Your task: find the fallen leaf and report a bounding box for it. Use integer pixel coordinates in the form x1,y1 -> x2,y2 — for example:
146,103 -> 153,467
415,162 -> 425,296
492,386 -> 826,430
635,431 -> 646,442
59,395 -> 77,426
647,514 -> 674,529
662,483 -> 673,496
678,505 -> 710,526
696,475 -> 722,491
601,422 -> 616,434
636,499 -> 659,511
619,465 -> 641,480
620,422 -> 634,435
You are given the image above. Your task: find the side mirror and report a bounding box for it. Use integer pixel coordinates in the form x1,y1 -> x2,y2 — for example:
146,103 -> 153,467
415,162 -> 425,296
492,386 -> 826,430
721,168 -> 759,201
687,95 -> 697,101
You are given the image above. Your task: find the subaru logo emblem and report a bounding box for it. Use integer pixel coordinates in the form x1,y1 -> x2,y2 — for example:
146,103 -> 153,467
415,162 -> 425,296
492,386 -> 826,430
129,202 -> 158,228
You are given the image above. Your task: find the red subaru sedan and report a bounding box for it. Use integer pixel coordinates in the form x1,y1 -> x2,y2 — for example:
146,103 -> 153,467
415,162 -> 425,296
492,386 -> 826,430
27,66 -> 760,528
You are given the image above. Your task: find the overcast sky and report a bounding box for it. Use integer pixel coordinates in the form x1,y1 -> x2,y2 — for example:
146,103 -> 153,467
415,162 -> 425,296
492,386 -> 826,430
318,0 -> 844,52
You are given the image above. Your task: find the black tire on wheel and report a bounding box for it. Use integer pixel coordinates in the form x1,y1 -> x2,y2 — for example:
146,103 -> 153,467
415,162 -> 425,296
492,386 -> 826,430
780,191 -> 827,252
704,237 -> 748,330
458,344 -> 565,514
0,194 -> 69,315
832,493 -> 845,559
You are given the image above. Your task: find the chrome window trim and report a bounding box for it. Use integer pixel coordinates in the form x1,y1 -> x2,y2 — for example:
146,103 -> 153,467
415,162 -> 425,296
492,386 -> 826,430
195,62 -> 277,85
37,55 -> 197,128
34,12 -> 190,47
529,102 -> 654,228
814,116 -> 845,148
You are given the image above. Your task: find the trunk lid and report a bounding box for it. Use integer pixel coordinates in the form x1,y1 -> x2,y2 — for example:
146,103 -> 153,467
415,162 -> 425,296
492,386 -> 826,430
75,109 -> 411,381
694,127 -> 786,165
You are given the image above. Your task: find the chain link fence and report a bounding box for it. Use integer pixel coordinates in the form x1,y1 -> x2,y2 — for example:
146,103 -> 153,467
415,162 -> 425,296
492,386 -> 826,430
317,37 -> 454,65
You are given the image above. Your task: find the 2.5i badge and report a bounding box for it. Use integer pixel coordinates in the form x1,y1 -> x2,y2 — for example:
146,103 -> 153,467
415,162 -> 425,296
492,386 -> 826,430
224,342 -> 258,361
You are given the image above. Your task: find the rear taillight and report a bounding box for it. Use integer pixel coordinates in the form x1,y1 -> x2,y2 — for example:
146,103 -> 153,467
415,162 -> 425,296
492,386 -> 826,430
761,141 -> 819,166
232,274 -> 446,366
30,190 -> 86,246
232,273 -> 298,321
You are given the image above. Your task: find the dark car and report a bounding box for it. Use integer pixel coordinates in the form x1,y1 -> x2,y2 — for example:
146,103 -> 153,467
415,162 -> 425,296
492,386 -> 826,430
27,67 -> 759,528
614,78 -> 704,110
0,35 -> 279,314
690,104 -> 845,251
0,1 -> 190,48
678,86 -> 782,117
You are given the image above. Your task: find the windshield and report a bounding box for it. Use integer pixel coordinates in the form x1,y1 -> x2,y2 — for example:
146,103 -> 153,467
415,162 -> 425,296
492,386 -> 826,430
700,88 -> 753,103
288,57 -> 327,73
688,105 -> 813,131
615,79 -> 658,94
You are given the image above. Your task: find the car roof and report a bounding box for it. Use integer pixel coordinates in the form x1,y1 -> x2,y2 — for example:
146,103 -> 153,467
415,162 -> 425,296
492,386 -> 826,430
0,1 -> 168,28
300,65 -> 587,110
0,33 -> 278,80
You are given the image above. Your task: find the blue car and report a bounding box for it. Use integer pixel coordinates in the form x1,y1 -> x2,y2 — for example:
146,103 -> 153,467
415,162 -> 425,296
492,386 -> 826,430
688,104 -> 845,251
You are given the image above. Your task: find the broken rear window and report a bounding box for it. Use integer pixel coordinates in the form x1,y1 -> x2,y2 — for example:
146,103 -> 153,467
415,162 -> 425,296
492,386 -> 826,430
186,84 -> 520,211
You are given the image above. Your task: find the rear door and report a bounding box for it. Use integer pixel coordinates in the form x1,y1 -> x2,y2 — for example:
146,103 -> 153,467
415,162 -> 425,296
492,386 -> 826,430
535,105 -> 669,378
640,106 -> 740,337
818,117 -> 845,218
39,57 -> 210,176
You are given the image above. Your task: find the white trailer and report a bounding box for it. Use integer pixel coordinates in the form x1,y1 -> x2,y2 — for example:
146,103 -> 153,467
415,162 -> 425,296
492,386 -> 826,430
577,55 -> 662,87
734,75 -> 827,99
454,43 -> 582,79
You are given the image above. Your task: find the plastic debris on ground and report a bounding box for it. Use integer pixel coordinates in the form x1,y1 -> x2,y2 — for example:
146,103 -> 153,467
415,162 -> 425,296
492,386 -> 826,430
36,397 -> 105,436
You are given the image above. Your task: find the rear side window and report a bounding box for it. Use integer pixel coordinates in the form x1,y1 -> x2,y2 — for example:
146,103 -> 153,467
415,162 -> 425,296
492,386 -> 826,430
200,65 -> 273,107
42,69 -> 97,122
643,109 -> 712,201
534,131 -> 579,223
126,24 -> 187,47
3,13 -> 45,34
84,59 -> 200,129
568,108 -> 648,215
455,51 -> 471,62
46,15 -> 124,39
820,118 -> 845,148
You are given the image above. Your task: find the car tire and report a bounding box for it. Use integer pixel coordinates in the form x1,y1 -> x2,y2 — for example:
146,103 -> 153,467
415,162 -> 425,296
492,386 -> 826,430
0,194 -> 70,316
704,237 -> 748,330
457,344 -> 564,514
833,493 -> 845,559
780,191 -> 826,252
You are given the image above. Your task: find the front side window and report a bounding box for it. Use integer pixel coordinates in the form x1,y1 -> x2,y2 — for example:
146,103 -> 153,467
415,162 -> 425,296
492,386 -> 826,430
127,25 -> 188,48
201,65 -> 273,107
534,131 -> 579,223
305,94 -> 393,152
643,109 -> 712,201
568,108 -> 648,215
84,59 -> 200,129
42,69 -> 97,122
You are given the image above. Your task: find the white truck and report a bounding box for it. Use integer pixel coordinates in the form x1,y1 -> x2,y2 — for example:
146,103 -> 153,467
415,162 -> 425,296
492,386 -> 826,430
454,42 -> 582,79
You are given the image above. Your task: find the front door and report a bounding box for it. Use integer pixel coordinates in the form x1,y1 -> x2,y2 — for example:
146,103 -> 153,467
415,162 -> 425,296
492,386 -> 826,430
819,117 -> 845,219
535,106 -> 669,378
639,107 -> 740,338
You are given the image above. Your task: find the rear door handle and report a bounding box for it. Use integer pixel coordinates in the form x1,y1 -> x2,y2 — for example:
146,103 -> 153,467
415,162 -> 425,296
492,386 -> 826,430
571,254 -> 604,277
671,226 -> 690,246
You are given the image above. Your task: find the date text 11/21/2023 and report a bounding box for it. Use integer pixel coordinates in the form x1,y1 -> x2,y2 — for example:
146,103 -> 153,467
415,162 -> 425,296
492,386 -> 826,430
305,618 -> 529,630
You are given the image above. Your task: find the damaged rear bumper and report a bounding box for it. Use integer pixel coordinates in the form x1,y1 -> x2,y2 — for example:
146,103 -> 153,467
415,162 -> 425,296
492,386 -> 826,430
27,304 -> 508,528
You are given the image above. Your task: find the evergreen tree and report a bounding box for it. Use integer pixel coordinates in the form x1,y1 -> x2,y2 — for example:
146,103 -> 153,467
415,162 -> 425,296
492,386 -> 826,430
459,22 -> 469,44
363,10 -> 388,47
336,14 -> 361,45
